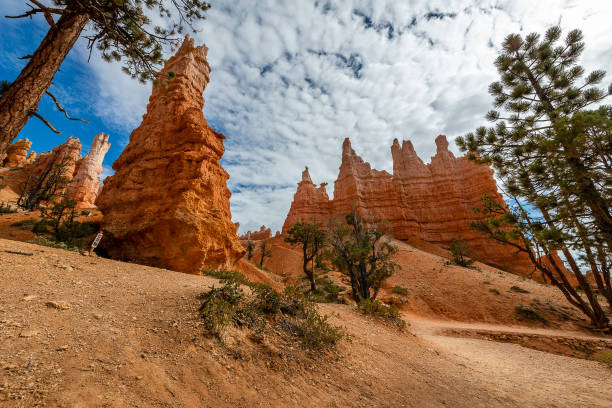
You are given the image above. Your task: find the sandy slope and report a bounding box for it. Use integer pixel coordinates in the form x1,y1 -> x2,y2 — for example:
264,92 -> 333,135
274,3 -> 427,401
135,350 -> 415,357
1,238 -> 611,407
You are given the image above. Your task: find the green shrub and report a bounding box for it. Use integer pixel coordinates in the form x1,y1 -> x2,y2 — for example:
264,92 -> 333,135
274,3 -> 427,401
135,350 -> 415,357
594,351 -> 612,367
11,218 -> 36,229
32,219 -> 49,233
198,282 -> 244,337
0,201 -> 17,214
391,286 -> 409,296
449,237 -> 476,267
489,288 -> 501,295
297,309 -> 344,350
197,280 -> 344,350
510,286 -> 530,294
28,236 -> 81,252
358,299 -> 407,330
515,305 -> 547,323
202,267 -> 251,285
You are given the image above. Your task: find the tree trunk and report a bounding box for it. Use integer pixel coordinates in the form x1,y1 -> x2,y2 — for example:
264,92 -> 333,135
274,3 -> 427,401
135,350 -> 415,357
0,8 -> 89,156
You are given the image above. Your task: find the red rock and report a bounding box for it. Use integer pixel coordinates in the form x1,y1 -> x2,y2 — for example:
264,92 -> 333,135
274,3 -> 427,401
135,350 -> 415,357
282,136 -> 535,276
66,133 -> 110,208
25,136 -> 81,189
240,225 -> 272,241
96,36 -> 244,274
3,139 -> 32,167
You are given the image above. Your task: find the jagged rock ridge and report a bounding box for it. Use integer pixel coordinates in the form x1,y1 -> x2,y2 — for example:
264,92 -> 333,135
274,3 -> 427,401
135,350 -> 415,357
283,136 -> 535,276
96,36 -> 244,274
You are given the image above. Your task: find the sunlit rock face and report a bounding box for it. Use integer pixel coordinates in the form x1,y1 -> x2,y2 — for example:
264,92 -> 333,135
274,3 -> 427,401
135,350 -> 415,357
96,36 -> 244,274
283,136 -> 534,276
67,132 -> 110,208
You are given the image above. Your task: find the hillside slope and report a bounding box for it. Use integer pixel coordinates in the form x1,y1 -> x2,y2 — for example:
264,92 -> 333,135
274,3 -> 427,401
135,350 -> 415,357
1,238 -> 611,407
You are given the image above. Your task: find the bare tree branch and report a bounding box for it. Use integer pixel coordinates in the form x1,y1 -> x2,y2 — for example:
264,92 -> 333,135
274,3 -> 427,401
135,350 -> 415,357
45,90 -> 90,124
18,55 -> 33,60
30,110 -> 62,134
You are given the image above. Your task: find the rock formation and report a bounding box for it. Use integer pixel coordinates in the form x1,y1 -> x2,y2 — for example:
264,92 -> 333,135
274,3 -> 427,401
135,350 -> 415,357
96,36 -> 244,274
3,139 -> 33,167
240,225 -> 272,241
283,136 -> 535,276
66,133 -> 110,208
25,136 -> 81,186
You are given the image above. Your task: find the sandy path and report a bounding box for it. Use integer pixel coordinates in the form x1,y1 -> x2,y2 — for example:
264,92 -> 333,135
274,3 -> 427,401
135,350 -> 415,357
0,238 -> 611,407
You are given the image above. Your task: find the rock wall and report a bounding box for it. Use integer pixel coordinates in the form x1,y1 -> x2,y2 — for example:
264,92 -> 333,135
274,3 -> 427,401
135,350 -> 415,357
282,136 -> 535,276
3,139 -> 33,167
96,36 -> 244,274
240,225 -> 272,241
26,136 -> 81,188
67,133 -> 110,208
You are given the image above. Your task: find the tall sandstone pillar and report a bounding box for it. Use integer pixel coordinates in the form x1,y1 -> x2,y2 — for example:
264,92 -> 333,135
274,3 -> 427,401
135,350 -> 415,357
96,36 -> 244,273
67,132 -> 110,208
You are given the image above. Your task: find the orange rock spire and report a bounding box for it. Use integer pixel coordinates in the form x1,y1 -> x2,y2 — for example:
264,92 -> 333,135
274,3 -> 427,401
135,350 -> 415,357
96,36 -> 244,273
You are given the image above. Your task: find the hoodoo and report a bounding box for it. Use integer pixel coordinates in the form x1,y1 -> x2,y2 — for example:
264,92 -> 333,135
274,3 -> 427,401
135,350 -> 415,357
67,132 -> 110,208
96,36 -> 244,273
283,136 -> 535,276
2,138 -> 33,167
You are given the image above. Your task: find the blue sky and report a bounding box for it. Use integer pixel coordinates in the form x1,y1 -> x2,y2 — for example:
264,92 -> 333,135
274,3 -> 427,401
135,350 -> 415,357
1,0 -> 611,233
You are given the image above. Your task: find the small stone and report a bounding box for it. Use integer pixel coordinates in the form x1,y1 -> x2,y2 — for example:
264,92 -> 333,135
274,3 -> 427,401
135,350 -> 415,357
45,301 -> 71,310
56,345 -> 68,351
92,313 -> 103,320
22,295 -> 37,302
19,330 -> 40,338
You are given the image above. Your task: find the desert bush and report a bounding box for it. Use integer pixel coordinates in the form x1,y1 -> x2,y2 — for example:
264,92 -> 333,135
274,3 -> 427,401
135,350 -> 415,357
198,280 -> 344,350
202,267 -> 251,285
0,201 -> 17,214
358,299 -> 407,330
449,237 -> 476,267
510,286 -> 530,294
296,309 -> 344,350
198,282 -> 244,337
594,351 -> 612,367
489,288 -> 501,295
391,286 -> 409,296
515,305 -> 547,323
32,219 -> 49,233
11,218 -> 36,229
28,236 -> 81,252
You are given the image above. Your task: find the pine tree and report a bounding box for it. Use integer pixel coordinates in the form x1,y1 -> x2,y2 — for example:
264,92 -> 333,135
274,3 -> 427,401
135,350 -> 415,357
259,240 -> 272,269
0,0 -> 211,155
285,221 -> 327,292
457,26 -> 611,331
328,213 -> 399,302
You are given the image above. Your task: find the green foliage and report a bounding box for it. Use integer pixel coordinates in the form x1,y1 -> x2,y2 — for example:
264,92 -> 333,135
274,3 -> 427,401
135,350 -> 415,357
358,299 -> 407,331
296,309 -> 344,350
0,202 -> 18,214
10,218 -> 36,230
202,267 -> 251,286
32,219 -> 49,233
391,286 -> 409,296
246,239 -> 255,261
0,80 -> 11,97
285,221 -> 328,291
28,236 -> 81,252
510,285 -> 530,294
448,237 -> 476,267
457,26 -> 611,330
515,305 -> 547,323
197,279 -> 344,350
293,275 -> 345,303
594,351 -> 612,367
258,239 -> 272,268
327,213 -> 400,302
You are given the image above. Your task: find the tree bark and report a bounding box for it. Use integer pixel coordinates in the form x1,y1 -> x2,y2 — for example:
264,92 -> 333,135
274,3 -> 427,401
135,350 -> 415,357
0,8 -> 89,156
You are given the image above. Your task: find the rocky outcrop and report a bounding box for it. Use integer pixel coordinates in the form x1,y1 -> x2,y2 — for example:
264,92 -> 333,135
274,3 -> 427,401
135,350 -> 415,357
282,136 -> 535,276
3,139 -> 33,167
240,225 -> 272,241
96,36 -> 244,274
26,136 -> 81,186
66,133 -> 110,208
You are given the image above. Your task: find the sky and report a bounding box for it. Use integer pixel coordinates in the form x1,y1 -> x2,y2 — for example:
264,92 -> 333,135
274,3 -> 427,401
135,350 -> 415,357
1,0 -> 611,234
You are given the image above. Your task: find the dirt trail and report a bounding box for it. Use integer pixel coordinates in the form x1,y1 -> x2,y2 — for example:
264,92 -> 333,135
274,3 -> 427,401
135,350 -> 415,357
1,238 -> 611,407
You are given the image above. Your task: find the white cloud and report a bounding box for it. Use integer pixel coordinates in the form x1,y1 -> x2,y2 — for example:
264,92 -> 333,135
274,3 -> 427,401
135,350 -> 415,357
48,0 -> 612,233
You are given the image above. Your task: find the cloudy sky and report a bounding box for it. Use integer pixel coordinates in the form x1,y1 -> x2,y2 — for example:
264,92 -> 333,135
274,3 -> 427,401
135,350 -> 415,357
1,0 -> 611,233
